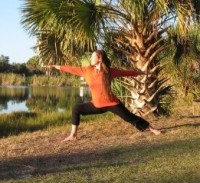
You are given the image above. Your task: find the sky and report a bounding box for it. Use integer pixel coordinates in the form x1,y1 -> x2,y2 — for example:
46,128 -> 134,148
0,0 -> 36,64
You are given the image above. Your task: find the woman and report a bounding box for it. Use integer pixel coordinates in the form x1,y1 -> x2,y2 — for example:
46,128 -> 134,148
44,50 -> 161,141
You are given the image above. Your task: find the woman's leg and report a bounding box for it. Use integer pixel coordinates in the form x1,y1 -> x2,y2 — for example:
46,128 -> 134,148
62,124 -> 78,141
62,102 -> 107,141
106,103 -> 161,135
148,125 -> 161,135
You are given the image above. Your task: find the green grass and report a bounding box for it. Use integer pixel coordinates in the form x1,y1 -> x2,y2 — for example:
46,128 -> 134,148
0,112 -> 67,137
0,73 -> 80,86
0,111 -> 112,138
0,73 -> 26,85
5,138 -> 200,183
0,112 -> 200,183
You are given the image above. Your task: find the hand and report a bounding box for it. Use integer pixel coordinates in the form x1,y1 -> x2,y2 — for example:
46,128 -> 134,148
41,65 -> 60,70
41,65 -> 53,69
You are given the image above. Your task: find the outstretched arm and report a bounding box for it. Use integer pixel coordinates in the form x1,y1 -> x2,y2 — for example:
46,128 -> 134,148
110,68 -> 146,78
42,65 -> 84,76
42,65 -> 60,70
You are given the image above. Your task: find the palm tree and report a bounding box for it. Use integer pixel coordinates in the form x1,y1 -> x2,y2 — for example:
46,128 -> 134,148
192,0 -> 200,22
20,0 -> 198,116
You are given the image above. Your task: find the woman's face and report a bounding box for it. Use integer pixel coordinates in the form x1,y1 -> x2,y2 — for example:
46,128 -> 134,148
91,52 -> 100,66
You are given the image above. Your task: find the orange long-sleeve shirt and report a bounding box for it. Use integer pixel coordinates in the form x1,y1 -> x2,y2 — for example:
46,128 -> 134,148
60,66 -> 142,108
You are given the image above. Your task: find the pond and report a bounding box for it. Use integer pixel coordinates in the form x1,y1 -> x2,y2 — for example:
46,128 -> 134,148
0,86 -> 90,114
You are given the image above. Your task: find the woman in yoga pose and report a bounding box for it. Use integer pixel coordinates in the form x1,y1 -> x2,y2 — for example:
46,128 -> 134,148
44,50 -> 161,141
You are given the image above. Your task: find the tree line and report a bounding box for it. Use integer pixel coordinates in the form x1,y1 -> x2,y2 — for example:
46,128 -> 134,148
0,54 -> 43,76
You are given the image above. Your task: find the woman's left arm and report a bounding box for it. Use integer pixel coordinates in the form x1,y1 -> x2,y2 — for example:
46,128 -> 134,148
110,68 -> 145,78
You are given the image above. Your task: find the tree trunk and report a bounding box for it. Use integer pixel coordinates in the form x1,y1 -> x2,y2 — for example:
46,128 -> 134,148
112,25 -> 172,116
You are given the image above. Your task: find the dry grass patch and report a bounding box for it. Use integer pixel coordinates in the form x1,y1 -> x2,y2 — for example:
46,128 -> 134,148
0,114 -> 200,182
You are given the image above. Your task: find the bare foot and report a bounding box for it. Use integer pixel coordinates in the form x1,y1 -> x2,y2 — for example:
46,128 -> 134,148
62,135 -> 77,142
149,127 -> 161,135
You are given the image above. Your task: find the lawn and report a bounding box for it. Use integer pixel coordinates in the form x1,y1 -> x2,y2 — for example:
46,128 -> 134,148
0,112 -> 200,183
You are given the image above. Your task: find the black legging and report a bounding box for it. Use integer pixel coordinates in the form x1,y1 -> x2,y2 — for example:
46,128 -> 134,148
71,102 -> 149,131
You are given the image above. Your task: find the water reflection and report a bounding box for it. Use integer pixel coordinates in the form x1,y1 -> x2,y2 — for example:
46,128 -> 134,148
0,86 -> 90,114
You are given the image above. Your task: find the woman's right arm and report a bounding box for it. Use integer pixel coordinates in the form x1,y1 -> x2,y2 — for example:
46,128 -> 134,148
52,65 -> 61,70
42,65 -> 60,70
42,65 -> 84,76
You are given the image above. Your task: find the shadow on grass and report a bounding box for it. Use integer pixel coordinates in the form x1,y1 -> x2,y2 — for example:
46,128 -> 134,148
0,112 -> 47,138
0,138 -> 200,182
160,121 -> 200,132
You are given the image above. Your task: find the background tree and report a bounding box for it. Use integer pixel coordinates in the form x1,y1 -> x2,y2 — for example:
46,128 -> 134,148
0,55 -> 9,64
162,26 -> 200,104
0,55 -> 10,72
27,56 -> 44,75
27,56 -> 39,68
21,0 -> 198,116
